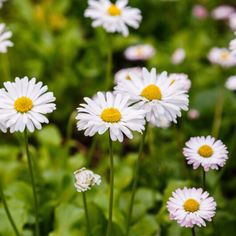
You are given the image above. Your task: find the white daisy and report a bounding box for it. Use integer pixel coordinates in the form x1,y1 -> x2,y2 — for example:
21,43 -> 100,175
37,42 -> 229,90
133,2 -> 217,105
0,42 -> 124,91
0,23 -> 13,53
171,48 -> 186,65
229,13 -> 236,31
76,92 -> 145,142
167,187 -> 216,228
208,47 -> 236,68
124,44 -> 155,61
84,0 -> 142,37
0,77 -> 56,133
229,34 -> 236,56
114,67 -> 142,84
225,75 -> 236,91
114,68 -> 189,127
183,136 -> 228,171
0,120 -> 6,132
168,73 -> 191,91
74,167 -> 101,192
211,5 -> 235,20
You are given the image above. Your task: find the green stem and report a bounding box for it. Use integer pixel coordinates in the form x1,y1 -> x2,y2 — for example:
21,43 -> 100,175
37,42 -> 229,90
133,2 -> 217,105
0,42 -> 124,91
1,53 -> 10,82
125,124 -> 148,236
24,130 -> 40,236
0,181 -> 20,236
87,136 -> 98,166
82,192 -> 91,236
191,227 -> 196,236
105,36 -> 113,90
202,169 -> 206,190
106,136 -> 114,236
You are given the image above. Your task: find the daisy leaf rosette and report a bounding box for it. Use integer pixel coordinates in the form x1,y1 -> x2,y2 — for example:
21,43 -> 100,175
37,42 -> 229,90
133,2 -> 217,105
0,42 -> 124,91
76,92 -> 146,142
84,0 -> 142,36
0,77 -> 56,133
0,23 -> 13,53
114,68 -> 189,127
183,135 -> 229,171
167,187 -> 216,228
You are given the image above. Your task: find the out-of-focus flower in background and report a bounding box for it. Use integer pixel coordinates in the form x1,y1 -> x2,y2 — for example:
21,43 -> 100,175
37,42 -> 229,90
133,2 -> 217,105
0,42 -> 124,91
114,67 -> 142,84
208,47 -> 236,67
124,44 -> 155,61
187,109 -> 200,120
171,48 -> 186,65
211,5 -> 235,20
168,73 -> 191,91
0,23 -> 13,53
192,4 -> 208,19
229,13 -> 236,31
0,0 -> 6,9
225,75 -> 236,91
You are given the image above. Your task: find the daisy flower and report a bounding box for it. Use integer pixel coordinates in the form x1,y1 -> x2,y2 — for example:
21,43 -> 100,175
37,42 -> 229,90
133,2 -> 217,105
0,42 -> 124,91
0,23 -> 13,53
84,0 -> 142,37
0,77 -> 56,133
74,167 -> 101,192
171,48 -> 186,65
229,13 -> 236,31
76,92 -> 145,142
225,75 -> 236,91
114,68 -> 189,127
211,5 -> 235,20
229,34 -> 236,56
124,44 -> 155,61
114,67 -> 142,84
0,120 -> 6,132
183,136 -> 228,171
167,187 -> 216,228
187,109 -> 200,120
168,73 -> 191,91
208,47 -> 236,68
192,4 -> 208,19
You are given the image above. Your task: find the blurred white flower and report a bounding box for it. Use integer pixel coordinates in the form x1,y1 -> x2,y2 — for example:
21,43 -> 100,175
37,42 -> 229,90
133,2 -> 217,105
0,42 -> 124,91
150,115 -> 171,128
208,47 -> 236,68
168,73 -> 191,91
187,109 -> 200,120
171,48 -> 186,65
114,68 -> 189,127
0,120 -> 6,132
211,5 -> 235,20
192,4 -> 208,19
74,168 -> 101,192
114,67 -> 142,84
84,0 -> 142,37
124,44 -> 155,61
0,0 -> 6,9
225,75 -> 236,91
0,77 -> 56,133
229,13 -> 236,30
167,187 -> 216,228
183,136 -> 228,171
0,23 -> 13,53
76,92 -> 145,142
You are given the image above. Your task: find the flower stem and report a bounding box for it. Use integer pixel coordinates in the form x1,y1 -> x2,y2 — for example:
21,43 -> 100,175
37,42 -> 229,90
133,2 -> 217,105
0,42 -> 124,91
82,192 -> 91,236
106,136 -> 114,236
0,181 -> 20,236
1,53 -> 10,82
125,124 -> 148,236
202,169 -> 206,190
87,136 -> 98,166
191,227 -> 196,236
24,130 -> 40,236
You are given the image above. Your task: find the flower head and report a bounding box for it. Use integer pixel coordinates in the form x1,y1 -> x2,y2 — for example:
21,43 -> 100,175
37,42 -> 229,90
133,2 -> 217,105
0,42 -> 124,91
187,109 -> 200,120
171,48 -> 186,65
229,33 -> 236,56
114,68 -> 189,127
168,73 -> 191,91
192,4 -> 208,19
74,168 -> 101,192
183,136 -> 228,171
211,5 -> 235,20
124,44 -> 155,61
84,0 -> 142,37
0,23 -> 13,53
229,13 -> 236,31
76,92 -> 145,142
0,77 -> 56,133
167,187 -> 216,228
208,47 -> 236,68
225,75 -> 236,91
114,67 -> 142,84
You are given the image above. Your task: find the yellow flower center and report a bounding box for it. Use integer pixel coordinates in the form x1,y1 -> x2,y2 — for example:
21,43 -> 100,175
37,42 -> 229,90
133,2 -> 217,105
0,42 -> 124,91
198,144 -> 213,158
125,75 -> 132,80
141,84 -> 162,100
107,4 -> 121,16
101,108 -> 121,123
184,198 -> 200,212
136,47 -> 144,56
14,96 -> 33,113
220,52 -> 229,60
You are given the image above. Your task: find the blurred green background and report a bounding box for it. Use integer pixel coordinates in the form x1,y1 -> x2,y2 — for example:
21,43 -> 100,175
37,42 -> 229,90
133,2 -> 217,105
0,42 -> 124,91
0,0 -> 236,235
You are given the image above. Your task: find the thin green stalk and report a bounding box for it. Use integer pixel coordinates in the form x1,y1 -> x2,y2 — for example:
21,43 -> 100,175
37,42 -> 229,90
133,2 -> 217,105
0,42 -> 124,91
125,124 -> 148,236
87,136 -> 98,166
105,36 -> 113,90
82,192 -> 91,236
0,181 -> 20,236
24,130 -> 40,236
191,227 -> 196,236
1,53 -> 10,82
66,110 -> 77,145
106,136 -> 114,236
202,169 -> 206,190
